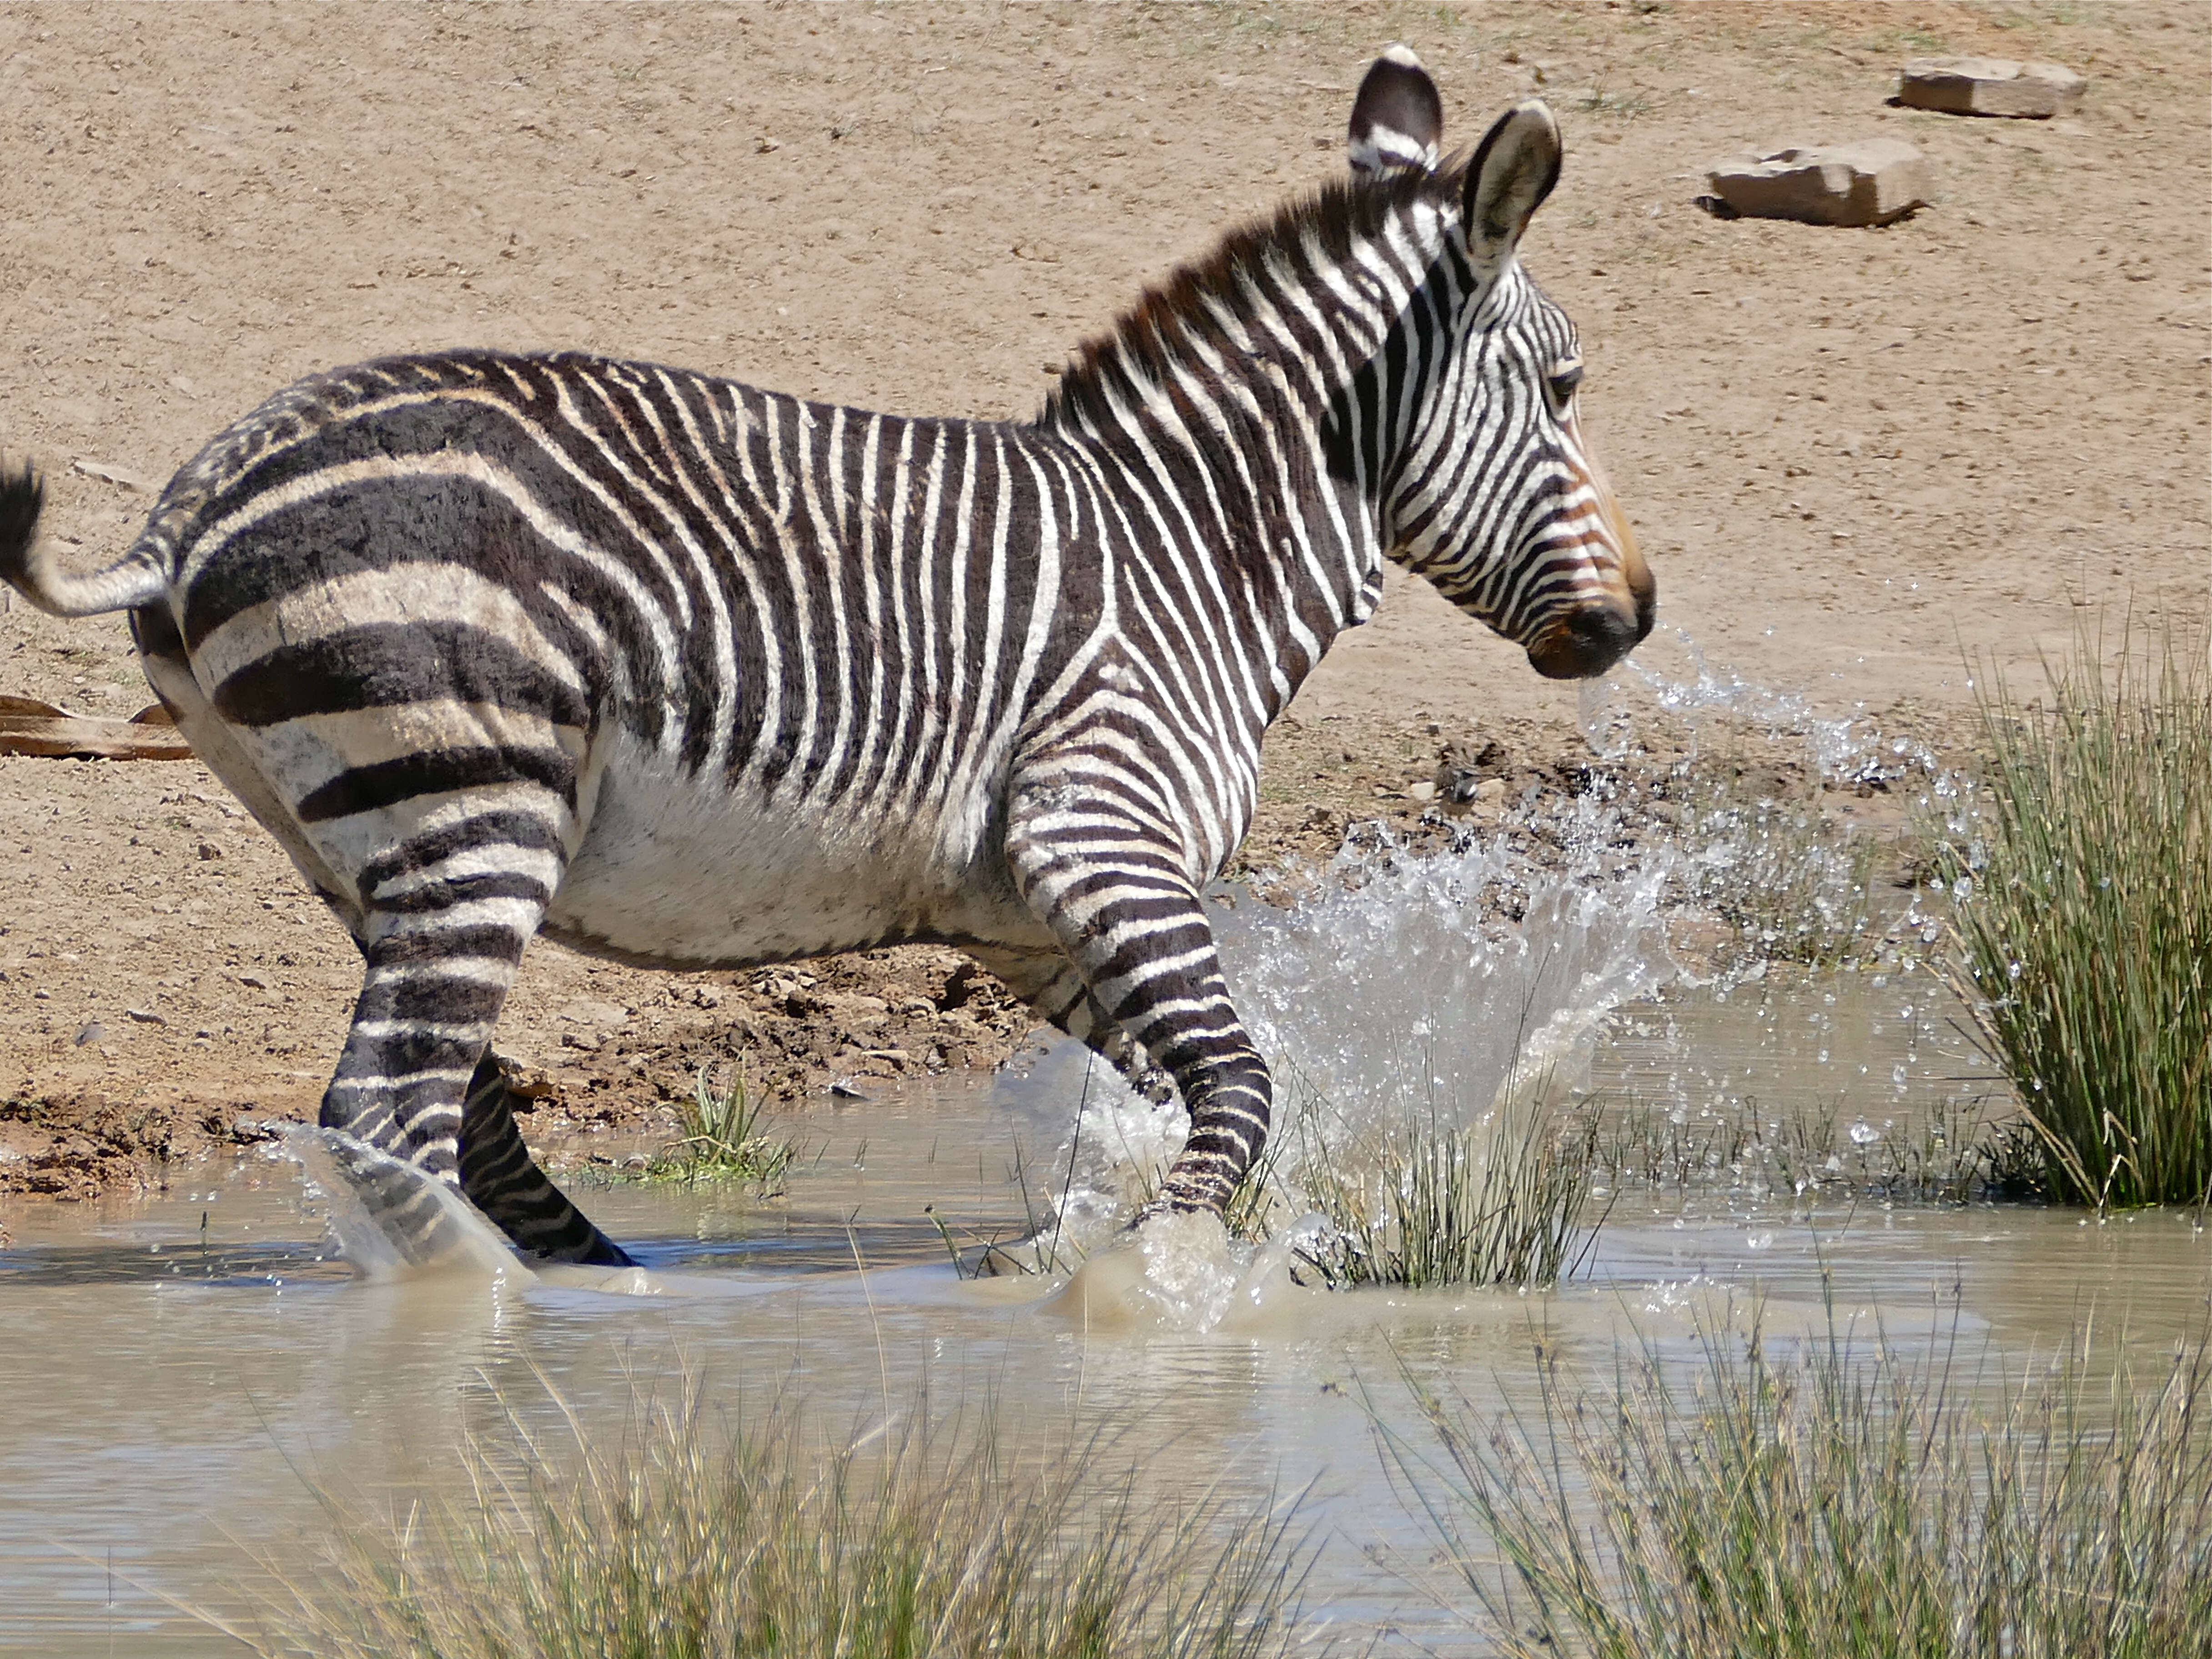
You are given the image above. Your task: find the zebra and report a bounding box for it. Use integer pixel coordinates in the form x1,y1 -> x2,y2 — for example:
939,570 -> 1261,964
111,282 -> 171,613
0,46 -> 1650,1271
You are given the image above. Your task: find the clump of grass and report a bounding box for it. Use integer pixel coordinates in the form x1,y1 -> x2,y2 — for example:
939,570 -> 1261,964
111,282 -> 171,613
646,1064 -> 798,1190
1936,626 -> 2211,1207
1222,1136 -> 1297,1247
1299,1099 -> 1604,1290
226,1376 -> 1317,1659
1577,86 -> 1654,119
1387,1300 -> 2212,1659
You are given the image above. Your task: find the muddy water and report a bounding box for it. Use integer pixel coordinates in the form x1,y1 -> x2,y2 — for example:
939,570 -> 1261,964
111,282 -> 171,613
5,978 -> 2208,1658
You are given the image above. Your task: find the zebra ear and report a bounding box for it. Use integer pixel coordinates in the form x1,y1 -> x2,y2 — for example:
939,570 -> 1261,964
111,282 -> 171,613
1462,100 -> 1561,265
1347,44 -> 1443,176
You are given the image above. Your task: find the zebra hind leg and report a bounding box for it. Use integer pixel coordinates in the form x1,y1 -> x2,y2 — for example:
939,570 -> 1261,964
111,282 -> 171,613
317,898 -> 536,1267
313,798 -> 628,1269
460,1050 -> 635,1266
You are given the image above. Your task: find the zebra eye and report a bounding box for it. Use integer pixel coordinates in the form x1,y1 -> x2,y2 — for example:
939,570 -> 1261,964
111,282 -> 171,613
1547,360 -> 1584,410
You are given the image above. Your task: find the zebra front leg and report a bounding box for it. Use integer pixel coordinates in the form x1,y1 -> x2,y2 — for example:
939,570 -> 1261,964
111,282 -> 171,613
1002,809 -> 1272,1217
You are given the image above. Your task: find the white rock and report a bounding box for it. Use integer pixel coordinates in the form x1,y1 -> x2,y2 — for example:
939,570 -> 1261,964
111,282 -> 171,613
558,997 -> 630,1028
1706,140 -> 1930,228
1900,56 -> 2086,119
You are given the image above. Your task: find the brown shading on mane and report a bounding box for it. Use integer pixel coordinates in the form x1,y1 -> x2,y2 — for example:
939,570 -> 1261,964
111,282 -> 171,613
1038,160 -> 1467,434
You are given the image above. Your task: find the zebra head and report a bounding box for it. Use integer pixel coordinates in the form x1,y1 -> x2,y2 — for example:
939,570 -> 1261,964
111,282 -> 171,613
1346,47 -> 1654,681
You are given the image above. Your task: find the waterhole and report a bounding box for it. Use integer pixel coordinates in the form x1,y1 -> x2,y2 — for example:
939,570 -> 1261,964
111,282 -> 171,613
7,979 -> 2206,1653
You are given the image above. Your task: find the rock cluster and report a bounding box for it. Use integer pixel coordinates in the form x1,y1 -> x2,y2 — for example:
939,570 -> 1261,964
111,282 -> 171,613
1702,53 -> 2087,228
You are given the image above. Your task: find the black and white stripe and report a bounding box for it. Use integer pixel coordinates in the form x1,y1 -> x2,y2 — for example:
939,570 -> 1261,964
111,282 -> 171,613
0,48 -> 1650,1262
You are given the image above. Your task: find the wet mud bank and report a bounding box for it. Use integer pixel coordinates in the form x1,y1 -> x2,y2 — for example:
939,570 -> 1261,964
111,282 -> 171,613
1,942 -> 1038,1202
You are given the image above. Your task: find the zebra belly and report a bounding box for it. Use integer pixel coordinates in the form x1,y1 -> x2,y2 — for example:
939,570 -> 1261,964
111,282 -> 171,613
545,732 -> 1036,968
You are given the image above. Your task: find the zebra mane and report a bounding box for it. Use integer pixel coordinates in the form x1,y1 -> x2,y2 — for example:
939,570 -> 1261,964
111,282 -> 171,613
1038,158 -> 1464,434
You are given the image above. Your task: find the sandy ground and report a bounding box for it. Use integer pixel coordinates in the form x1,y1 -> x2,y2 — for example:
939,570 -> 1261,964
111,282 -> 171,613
1,0 -> 2205,1200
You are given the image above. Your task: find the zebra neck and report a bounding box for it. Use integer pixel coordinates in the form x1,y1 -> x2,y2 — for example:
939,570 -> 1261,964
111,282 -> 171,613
1035,192 -> 1458,715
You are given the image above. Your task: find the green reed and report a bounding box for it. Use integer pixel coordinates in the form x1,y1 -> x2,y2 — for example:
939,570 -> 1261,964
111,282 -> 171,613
1936,626 -> 2211,1207
1386,1299 -> 2212,1659
227,1376 -> 1317,1659
1298,1097 -> 1604,1290
1592,1092 -> 2040,1206
646,1064 -> 798,1190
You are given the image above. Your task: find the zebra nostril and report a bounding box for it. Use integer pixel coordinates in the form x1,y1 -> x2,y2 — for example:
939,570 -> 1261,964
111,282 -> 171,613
1631,561 -> 1657,644
1526,597 -> 1641,679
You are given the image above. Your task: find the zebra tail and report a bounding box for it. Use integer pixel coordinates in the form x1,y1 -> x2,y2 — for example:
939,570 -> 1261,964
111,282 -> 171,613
0,459 -> 171,618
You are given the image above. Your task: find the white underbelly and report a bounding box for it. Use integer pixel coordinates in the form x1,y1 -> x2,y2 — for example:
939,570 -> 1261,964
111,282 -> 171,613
545,732 -> 1026,966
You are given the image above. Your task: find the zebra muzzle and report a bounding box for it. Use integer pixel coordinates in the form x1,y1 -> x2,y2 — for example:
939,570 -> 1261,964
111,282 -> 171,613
1525,552 -> 1654,679
1523,425 -> 1655,680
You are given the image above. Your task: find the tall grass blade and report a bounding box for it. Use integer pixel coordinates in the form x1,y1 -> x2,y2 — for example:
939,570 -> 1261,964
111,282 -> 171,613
647,1063 -> 799,1188
1300,1093 -> 1604,1290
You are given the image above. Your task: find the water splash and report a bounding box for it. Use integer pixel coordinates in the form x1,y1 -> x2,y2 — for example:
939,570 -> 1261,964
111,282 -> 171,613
1016,825 -> 1687,1287
1009,632 -> 1984,1311
283,1128 -> 686,1295
1592,627 -> 1935,790
1038,1211 -> 1309,1333
1579,628 -> 1955,964
282,1126 -> 519,1280
1219,841 -> 1679,1128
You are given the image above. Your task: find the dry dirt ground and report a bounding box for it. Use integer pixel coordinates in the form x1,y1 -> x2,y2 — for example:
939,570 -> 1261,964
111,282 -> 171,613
1,1 -> 2205,1202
